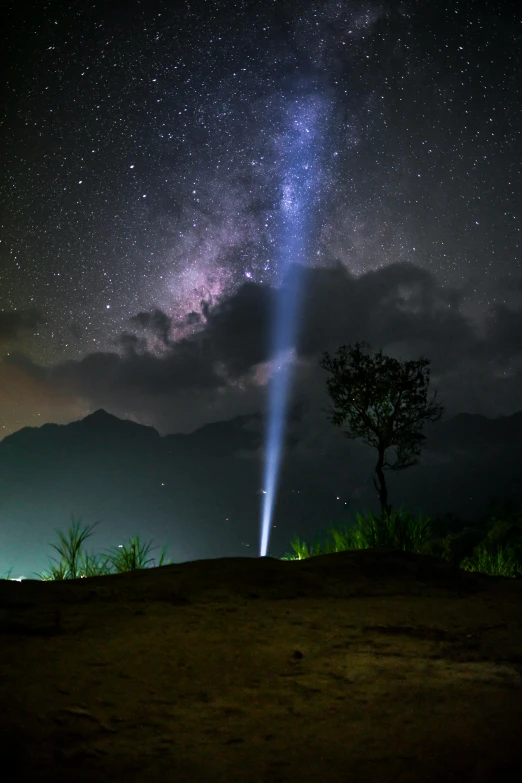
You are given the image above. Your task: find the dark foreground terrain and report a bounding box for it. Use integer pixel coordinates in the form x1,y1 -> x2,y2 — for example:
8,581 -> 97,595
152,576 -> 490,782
1,549 -> 522,782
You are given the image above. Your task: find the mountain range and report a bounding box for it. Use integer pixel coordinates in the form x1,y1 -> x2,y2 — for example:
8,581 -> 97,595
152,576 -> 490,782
1,408 -> 521,577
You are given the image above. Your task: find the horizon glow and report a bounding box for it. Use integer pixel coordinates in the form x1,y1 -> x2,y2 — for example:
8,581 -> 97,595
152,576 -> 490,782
260,92 -> 327,557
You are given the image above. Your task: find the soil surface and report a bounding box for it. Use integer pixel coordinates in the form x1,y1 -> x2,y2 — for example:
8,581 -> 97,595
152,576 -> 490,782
1,548 -> 522,782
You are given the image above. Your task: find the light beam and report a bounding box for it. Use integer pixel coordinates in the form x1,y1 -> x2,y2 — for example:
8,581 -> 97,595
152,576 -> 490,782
260,92 -> 328,557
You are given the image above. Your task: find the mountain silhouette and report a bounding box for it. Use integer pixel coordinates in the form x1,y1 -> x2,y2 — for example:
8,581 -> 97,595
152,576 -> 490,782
1,408 -> 521,577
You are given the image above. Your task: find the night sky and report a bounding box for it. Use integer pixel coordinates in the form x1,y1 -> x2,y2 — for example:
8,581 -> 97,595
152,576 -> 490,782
1,0 -> 521,438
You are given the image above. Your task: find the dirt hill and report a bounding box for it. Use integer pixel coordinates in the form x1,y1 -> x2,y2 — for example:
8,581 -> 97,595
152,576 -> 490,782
1,549 -> 522,782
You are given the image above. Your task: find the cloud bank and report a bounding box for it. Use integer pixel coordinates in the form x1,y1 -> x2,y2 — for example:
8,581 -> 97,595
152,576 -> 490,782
2,262 -> 522,436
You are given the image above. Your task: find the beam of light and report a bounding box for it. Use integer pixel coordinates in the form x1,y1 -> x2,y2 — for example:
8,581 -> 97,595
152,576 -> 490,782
260,92 -> 328,557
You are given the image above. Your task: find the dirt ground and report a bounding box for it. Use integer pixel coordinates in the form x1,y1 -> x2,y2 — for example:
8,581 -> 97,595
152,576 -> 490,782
1,548 -> 522,783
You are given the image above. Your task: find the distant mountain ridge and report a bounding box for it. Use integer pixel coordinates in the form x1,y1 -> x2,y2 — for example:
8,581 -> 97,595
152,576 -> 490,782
1,408 -> 521,577
6,407 -> 522,450
426,411 -> 522,454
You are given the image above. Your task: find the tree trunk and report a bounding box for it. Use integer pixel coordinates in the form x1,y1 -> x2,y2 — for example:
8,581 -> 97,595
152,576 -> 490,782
374,447 -> 392,519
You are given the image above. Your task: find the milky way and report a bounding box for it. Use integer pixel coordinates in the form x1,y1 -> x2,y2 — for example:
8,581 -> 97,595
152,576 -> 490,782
1,0 -> 520,434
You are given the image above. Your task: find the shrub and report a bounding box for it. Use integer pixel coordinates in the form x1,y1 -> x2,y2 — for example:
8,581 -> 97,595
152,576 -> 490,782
37,516 -> 171,580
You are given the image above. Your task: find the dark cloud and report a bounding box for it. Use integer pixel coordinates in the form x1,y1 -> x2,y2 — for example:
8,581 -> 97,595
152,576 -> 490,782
184,311 -> 202,326
3,263 -> 522,434
69,323 -> 83,340
129,309 -> 173,347
0,309 -> 44,341
295,262 -> 479,370
5,335 -> 223,399
483,304 -> 522,359
117,333 -> 146,354
203,281 -> 274,376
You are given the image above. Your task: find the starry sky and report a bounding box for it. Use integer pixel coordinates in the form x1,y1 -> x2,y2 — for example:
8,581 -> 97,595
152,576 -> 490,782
1,0 -> 521,438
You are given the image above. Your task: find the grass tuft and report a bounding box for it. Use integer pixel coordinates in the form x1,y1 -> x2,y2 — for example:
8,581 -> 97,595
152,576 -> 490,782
3,503 -> 522,582
32,515 -> 172,581
280,504 -> 522,578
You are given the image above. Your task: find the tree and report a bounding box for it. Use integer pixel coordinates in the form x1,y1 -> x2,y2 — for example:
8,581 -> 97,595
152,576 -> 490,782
320,341 -> 444,519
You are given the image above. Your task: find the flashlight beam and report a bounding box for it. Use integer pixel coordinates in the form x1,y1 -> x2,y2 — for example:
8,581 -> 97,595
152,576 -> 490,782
259,90 -> 329,558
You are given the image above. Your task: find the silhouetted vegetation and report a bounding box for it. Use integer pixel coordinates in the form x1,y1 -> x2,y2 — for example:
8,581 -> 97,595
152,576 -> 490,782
320,342 -> 444,518
4,514 -> 172,581
281,505 -> 522,579
1,503 -> 521,582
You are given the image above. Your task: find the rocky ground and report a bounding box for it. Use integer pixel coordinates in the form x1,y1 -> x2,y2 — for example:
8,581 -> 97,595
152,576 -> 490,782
1,548 -> 521,782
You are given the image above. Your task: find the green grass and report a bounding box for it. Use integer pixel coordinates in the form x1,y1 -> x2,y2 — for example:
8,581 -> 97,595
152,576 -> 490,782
0,515 -> 172,581
281,506 -> 433,559
280,505 -> 522,579
2,504 -> 522,582
460,545 -> 521,579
